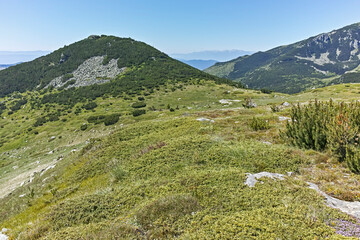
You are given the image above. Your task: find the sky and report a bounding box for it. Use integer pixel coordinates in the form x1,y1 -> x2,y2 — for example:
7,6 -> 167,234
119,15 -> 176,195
0,0 -> 360,54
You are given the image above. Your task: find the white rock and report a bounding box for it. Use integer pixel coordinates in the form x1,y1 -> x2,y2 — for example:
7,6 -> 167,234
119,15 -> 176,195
282,102 -> 290,107
278,116 -> 291,121
245,172 -> 285,187
308,182 -> 360,218
196,118 -> 215,123
219,99 -> 232,105
19,194 -> 26,198
0,233 -> 8,240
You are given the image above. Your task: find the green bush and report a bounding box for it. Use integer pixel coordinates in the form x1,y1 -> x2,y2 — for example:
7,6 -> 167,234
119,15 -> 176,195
281,100 -> 331,151
111,166 -> 127,182
104,114 -> 120,126
131,101 -> 146,108
281,100 -> 360,172
82,101 -> 98,110
345,145 -> 360,173
80,124 -> 88,131
260,88 -> 273,94
249,117 -> 270,131
132,109 -> 146,117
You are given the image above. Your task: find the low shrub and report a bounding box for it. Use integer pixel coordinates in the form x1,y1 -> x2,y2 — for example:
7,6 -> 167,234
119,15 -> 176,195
131,101 -> 146,108
82,101 -> 98,110
133,109 -> 146,117
249,117 -> 270,131
104,114 -> 120,126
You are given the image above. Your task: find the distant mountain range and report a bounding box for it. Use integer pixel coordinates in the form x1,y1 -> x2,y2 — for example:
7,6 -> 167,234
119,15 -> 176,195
176,59 -> 218,70
205,22 -> 360,93
171,50 -> 253,70
170,50 -> 254,62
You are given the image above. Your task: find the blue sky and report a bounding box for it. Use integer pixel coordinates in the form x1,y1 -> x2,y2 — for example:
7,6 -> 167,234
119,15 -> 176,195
1,0 -> 360,54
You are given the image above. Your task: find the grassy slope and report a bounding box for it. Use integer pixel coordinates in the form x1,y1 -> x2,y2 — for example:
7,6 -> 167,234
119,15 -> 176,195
1,83 -> 360,239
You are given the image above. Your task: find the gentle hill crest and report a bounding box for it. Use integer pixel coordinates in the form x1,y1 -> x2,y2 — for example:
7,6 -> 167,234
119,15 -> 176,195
0,35 -> 235,100
205,22 -> 360,93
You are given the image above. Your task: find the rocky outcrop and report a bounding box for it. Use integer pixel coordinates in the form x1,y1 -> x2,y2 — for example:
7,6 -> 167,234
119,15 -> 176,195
47,56 -> 126,89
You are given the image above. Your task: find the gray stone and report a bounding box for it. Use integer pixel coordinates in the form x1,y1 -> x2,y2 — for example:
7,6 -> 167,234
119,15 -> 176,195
307,182 -> 360,219
245,172 -> 285,187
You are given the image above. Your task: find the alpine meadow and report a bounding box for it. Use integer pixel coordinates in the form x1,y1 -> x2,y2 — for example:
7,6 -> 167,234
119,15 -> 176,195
2,2 -> 360,239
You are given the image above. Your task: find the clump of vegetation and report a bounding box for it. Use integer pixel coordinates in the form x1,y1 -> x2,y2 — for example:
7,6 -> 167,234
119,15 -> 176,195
87,113 -> 120,125
260,88 -> 273,94
270,104 -> 281,112
136,194 -> 201,237
80,123 -> 88,131
281,100 -> 360,173
131,101 -> 146,108
249,117 -> 270,131
243,97 -> 256,108
104,114 -> 120,126
62,73 -> 74,83
133,109 -> 146,117
82,101 -> 98,110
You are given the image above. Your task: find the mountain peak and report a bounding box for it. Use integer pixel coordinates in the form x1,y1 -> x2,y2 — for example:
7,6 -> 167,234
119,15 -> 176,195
205,22 -> 360,93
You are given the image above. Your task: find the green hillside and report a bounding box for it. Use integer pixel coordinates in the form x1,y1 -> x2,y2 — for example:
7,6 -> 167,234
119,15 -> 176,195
2,36 -> 360,239
2,81 -> 360,238
205,23 -> 360,93
0,35 -> 237,101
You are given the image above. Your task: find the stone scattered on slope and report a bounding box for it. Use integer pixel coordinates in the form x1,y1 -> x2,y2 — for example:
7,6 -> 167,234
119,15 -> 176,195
245,172 -> 360,219
196,117 -> 215,123
278,116 -> 291,121
244,172 -> 285,187
0,228 -> 8,240
308,182 -> 360,219
0,233 -> 8,240
47,56 -> 125,89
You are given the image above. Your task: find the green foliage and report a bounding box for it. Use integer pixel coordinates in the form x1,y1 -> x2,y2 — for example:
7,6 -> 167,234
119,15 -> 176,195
132,109 -> 146,117
281,100 -> 331,151
80,124 -> 88,131
282,100 -> 360,172
87,113 -> 120,125
82,101 -> 97,110
62,73 -> 74,83
136,194 -> 200,237
33,117 -> 47,127
260,88 -> 273,94
249,117 -> 270,131
345,145 -> 360,173
111,166 -> 127,182
104,114 -> 120,126
9,98 -> 27,111
270,104 -> 280,112
131,101 -> 146,108
48,194 -> 124,230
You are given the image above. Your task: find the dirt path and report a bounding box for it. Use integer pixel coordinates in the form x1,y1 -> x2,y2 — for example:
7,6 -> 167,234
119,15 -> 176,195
0,161 -> 56,199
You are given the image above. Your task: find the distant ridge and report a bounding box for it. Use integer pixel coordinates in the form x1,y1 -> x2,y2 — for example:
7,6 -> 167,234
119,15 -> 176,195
170,50 -> 254,62
205,22 -> 360,93
176,59 -> 218,70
